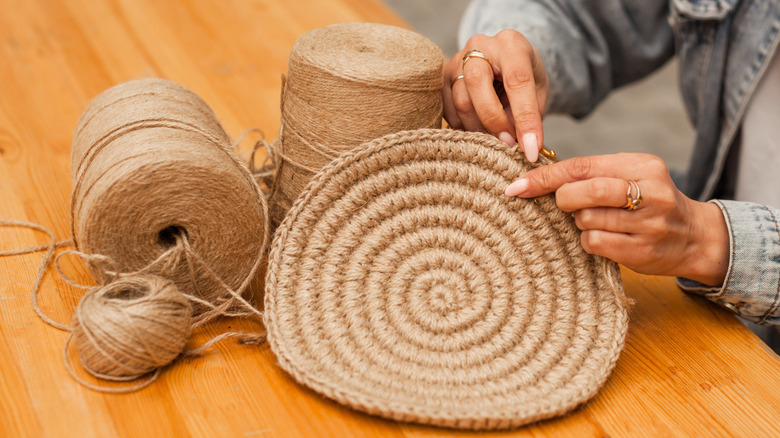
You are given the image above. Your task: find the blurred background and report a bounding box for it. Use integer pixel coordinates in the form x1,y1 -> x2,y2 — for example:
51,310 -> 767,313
384,0 -> 695,176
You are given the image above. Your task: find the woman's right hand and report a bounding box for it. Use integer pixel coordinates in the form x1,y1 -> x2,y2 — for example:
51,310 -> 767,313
442,30 -> 550,162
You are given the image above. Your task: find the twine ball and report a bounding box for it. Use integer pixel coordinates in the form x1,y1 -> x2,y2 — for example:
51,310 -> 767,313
267,22 -> 444,230
265,129 -> 629,430
70,78 -> 268,314
72,275 -> 191,378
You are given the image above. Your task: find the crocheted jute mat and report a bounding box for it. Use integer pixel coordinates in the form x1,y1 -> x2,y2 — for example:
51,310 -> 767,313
265,129 -> 629,430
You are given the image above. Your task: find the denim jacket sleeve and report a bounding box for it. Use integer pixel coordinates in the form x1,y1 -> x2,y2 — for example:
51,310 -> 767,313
458,0 -> 675,117
677,200 -> 780,327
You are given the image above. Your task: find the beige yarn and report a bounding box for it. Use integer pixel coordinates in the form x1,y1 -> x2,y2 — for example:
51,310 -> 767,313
71,275 -> 191,379
267,22 -> 444,230
265,129 -> 629,430
71,78 -> 269,320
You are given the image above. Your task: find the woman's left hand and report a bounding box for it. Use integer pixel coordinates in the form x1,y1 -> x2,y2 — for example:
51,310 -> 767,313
505,153 -> 730,286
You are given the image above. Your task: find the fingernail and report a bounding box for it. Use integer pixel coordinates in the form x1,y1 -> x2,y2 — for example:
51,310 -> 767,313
498,131 -> 516,146
505,178 -> 529,197
522,132 -> 539,163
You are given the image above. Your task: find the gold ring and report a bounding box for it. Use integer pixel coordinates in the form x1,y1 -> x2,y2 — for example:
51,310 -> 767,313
462,49 -> 492,69
622,180 -> 643,210
451,74 -> 465,86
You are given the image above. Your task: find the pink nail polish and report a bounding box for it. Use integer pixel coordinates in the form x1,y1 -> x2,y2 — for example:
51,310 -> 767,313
505,178 -> 529,197
522,132 -> 538,162
498,131 -> 515,146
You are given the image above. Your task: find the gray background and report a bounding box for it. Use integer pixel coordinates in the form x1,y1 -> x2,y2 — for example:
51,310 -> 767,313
384,0 -> 695,174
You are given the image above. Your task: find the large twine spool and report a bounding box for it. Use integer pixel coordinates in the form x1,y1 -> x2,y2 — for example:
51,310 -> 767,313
68,78 -> 268,382
267,22 -> 444,229
71,78 -> 268,316
265,129 -> 629,430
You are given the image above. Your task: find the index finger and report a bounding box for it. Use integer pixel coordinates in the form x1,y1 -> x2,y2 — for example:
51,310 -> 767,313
494,37 -> 546,162
504,154 -> 643,197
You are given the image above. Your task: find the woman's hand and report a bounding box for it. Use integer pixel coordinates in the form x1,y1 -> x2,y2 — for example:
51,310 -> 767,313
505,153 -> 730,286
443,30 -> 549,162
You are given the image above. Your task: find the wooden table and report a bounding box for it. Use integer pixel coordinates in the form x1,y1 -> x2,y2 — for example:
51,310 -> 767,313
1,1 -> 779,436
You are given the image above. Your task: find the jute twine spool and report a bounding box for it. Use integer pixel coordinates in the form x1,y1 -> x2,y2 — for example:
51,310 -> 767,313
265,129 -> 629,430
267,22 -> 444,230
54,78 -> 269,388
71,78 -> 268,319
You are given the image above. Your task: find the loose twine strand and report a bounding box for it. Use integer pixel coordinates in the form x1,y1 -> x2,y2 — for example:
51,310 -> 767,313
0,220 -> 73,331
232,127 -> 279,190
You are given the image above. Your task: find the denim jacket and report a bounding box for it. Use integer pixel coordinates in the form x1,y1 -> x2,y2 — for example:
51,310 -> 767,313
460,0 -> 780,327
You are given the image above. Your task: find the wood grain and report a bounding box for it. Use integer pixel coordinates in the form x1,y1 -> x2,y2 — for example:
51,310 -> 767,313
1,0 -> 778,436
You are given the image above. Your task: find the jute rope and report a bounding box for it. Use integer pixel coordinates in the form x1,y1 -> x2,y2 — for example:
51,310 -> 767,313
0,78 -> 269,391
266,22 -> 444,230
69,275 -> 191,383
71,78 -> 269,320
265,129 -> 629,430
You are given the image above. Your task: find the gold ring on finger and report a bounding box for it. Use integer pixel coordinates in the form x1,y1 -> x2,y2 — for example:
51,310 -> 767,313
462,49 -> 492,69
451,74 -> 465,86
621,180 -> 643,211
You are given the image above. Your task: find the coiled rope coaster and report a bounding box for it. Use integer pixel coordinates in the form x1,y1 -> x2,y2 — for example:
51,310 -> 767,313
265,129 -> 629,430
267,22 -> 444,230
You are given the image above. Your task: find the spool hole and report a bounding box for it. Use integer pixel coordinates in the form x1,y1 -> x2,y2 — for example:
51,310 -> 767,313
158,225 -> 188,248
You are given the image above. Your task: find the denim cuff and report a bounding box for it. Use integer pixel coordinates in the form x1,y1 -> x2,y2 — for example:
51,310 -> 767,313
677,199 -> 780,326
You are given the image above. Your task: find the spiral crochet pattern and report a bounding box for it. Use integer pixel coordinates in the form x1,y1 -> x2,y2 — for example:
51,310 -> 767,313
265,129 -> 628,430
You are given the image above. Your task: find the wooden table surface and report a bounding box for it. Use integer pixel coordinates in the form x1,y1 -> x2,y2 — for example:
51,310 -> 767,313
1,0 -> 779,436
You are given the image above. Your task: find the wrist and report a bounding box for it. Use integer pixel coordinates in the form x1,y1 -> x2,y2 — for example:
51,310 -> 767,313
681,200 -> 730,286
